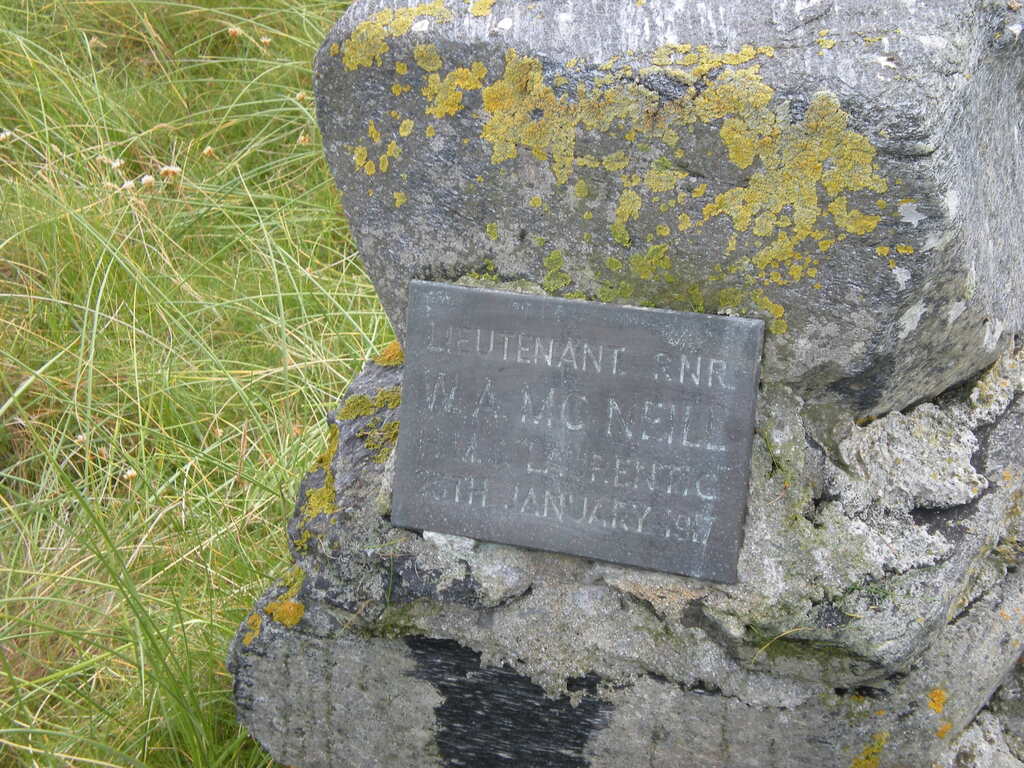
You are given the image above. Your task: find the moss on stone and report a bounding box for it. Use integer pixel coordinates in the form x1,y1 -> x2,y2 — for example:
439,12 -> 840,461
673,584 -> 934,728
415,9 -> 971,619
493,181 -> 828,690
365,603 -> 420,639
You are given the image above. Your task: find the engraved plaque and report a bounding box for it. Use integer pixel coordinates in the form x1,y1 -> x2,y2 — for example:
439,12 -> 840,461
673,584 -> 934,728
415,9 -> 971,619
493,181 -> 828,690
391,281 -> 764,583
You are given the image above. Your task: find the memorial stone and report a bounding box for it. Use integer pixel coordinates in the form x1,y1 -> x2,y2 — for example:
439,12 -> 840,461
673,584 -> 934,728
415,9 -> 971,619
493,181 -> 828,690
229,1 -> 1024,765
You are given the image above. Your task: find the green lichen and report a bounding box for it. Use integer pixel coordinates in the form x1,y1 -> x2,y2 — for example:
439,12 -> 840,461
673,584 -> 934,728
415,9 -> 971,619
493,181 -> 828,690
294,425 -> 341,553
357,417 -> 400,462
364,602 -> 421,639
338,387 -> 402,420
336,387 -> 402,460
313,423 -> 340,474
467,257 -> 500,282
542,250 -> 572,293
304,481 -> 335,517
629,244 -> 671,280
610,222 -> 631,247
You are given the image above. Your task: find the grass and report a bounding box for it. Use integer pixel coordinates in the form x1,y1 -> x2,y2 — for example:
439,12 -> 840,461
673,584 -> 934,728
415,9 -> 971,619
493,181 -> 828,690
0,1 -> 393,764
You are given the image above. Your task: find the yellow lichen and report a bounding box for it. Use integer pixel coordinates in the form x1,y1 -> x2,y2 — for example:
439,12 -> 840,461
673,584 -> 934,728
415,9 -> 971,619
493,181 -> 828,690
699,89 -> 887,292
414,43 -> 443,72
368,119 -> 381,143
615,189 -> 642,224
422,61 -> 488,117
469,0 -> 496,16
374,340 -> 404,366
360,37 -> 892,333
399,118 -> 414,136
936,721 -> 952,739
265,599 -> 304,627
341,2 -> 454,71
480,49 -> 580,183
927,688 -> 948,714
753,291 -> 788,334
644,165 -> 684,192
850,732 -> 889,768
603,152 -> 629,172
342,15 -> 389,70
394,191 -> 407,207
395,61 -> 409,75
828,196 -> 881,235
241,612 -> 262,646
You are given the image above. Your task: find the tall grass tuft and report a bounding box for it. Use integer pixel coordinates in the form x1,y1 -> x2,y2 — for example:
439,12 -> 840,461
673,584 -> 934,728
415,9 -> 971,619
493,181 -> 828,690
0,1 -> 389,764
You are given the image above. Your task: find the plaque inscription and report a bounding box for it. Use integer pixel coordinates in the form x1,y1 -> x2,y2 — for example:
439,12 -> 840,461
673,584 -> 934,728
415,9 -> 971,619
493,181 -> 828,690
391,281 -> 764,582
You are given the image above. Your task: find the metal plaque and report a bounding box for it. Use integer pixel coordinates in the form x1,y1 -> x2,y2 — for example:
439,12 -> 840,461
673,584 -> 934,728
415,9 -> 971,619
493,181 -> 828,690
391,281 -> 764,582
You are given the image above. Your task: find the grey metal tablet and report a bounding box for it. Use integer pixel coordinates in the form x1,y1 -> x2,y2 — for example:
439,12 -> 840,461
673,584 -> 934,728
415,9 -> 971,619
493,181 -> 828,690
390,281 -> 764,583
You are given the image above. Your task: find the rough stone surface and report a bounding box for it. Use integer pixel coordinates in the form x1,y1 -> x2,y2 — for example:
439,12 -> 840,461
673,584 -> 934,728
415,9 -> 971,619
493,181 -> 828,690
990,660 -> 1024,762
934,713 -> 1024,768
229,342 -> 1024,767
314,0 -> 1024,430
